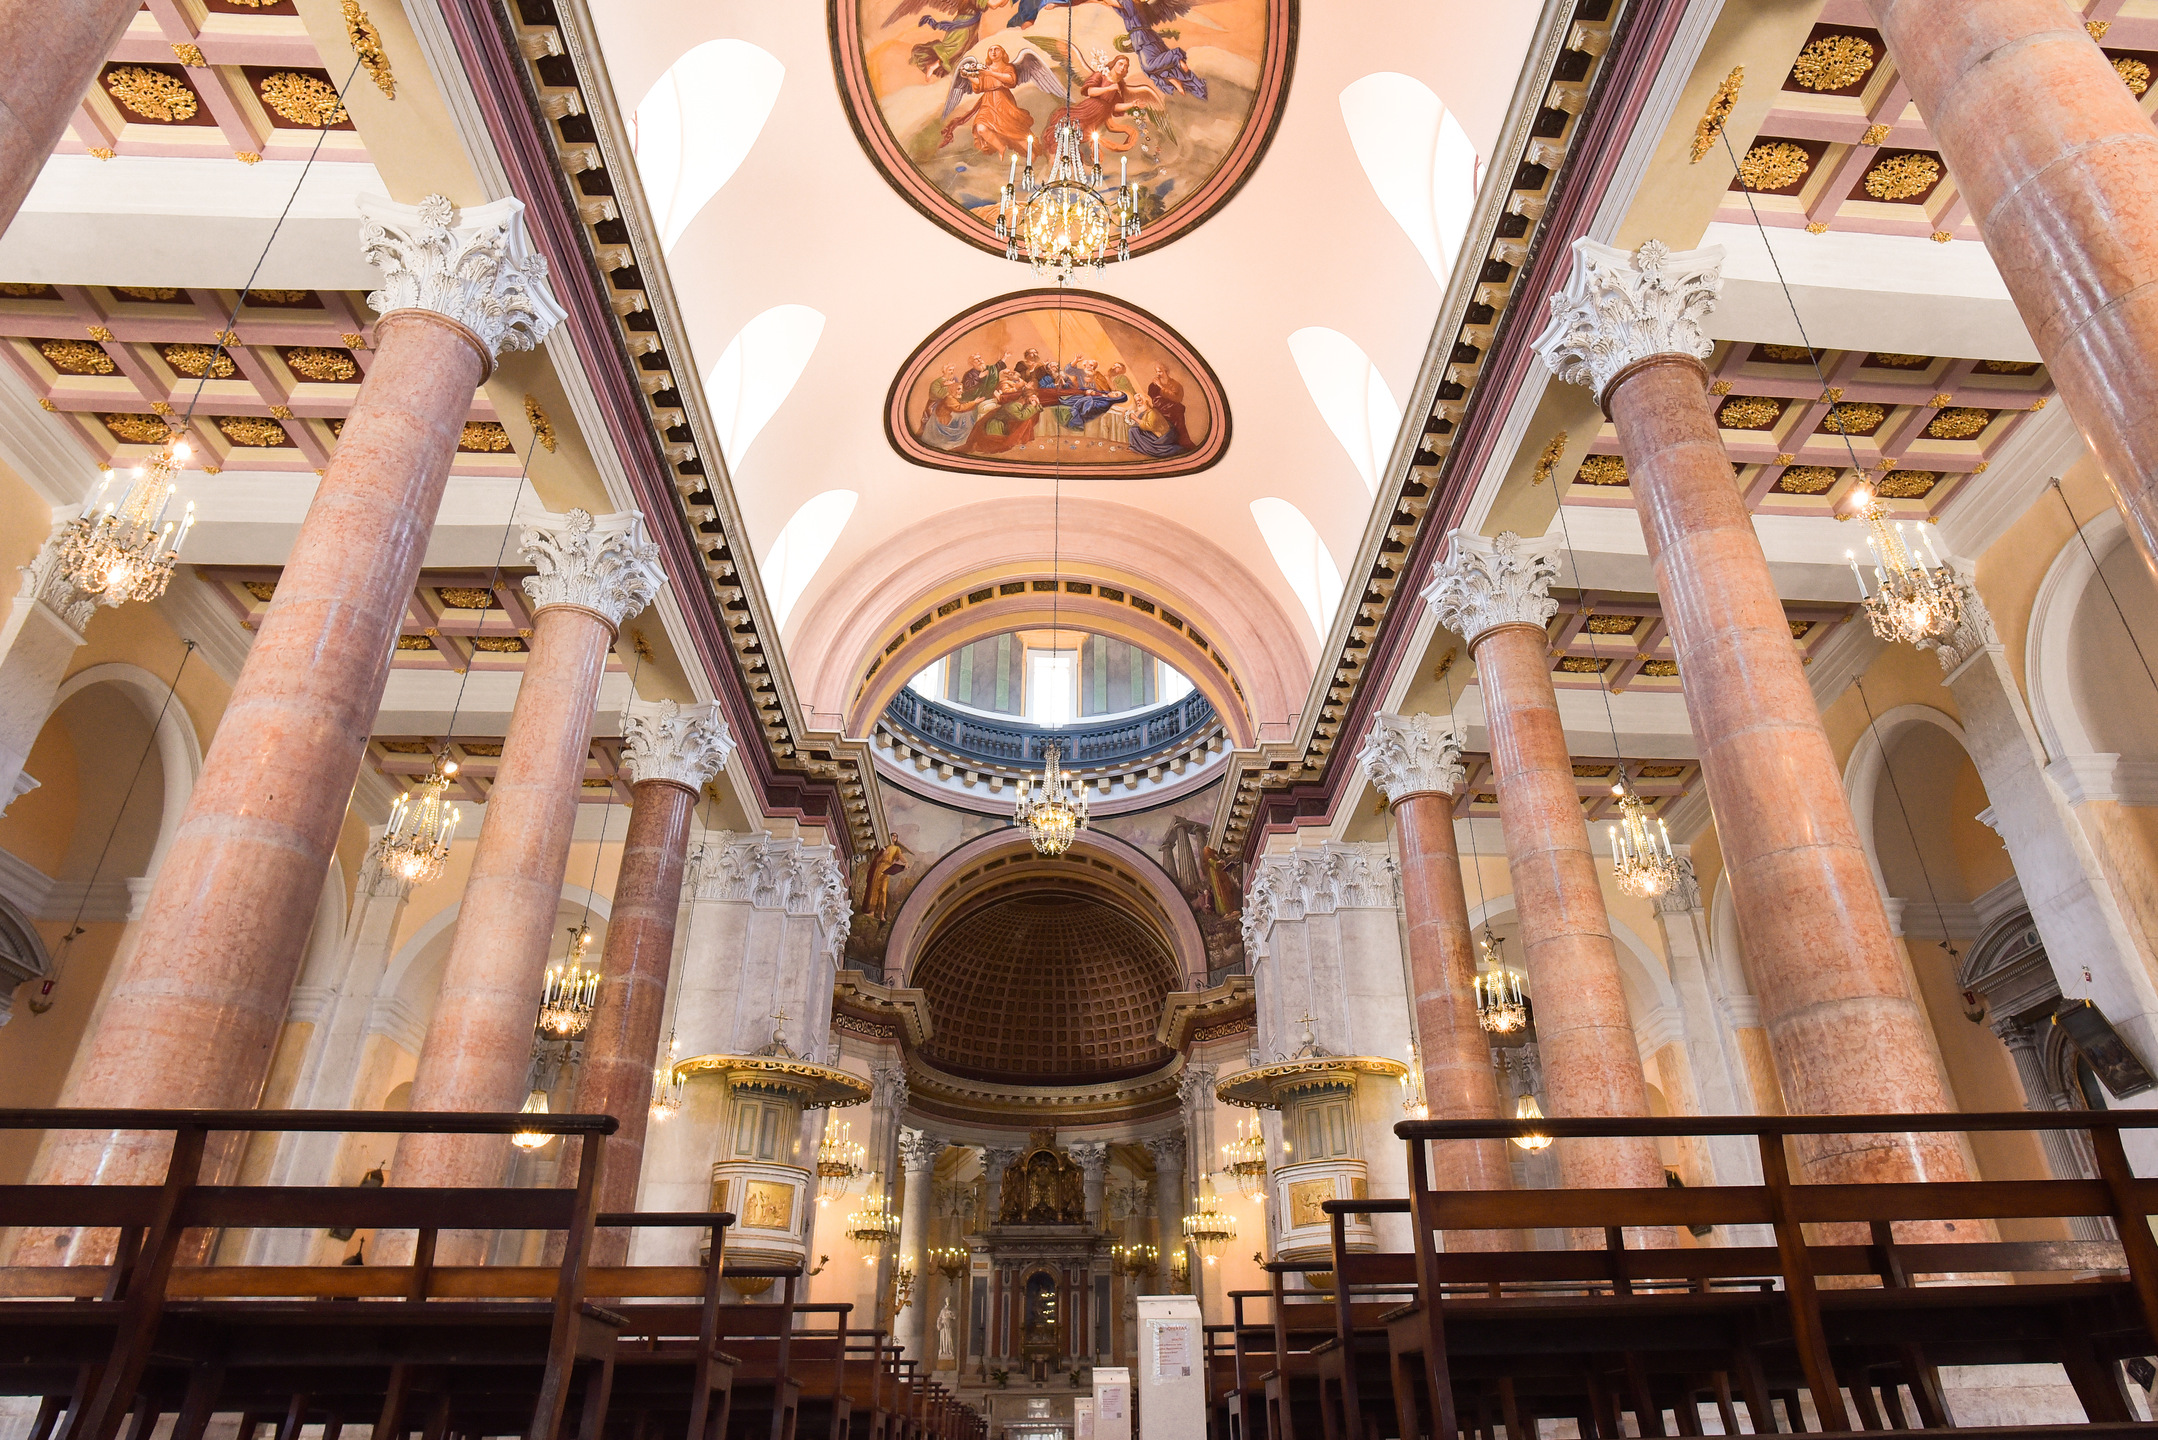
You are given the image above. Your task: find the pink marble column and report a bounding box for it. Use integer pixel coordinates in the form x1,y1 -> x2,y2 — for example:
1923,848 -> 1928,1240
391,510 -> 663,1253
1357,714 -> 1513,1216
569,699 -> 732,1264
1423,535 -> 1665,1201
0,0 -> 136,236
1870,0 -> 2158,587
1535,238 -> 1968,1189
16,197 -> 558,1247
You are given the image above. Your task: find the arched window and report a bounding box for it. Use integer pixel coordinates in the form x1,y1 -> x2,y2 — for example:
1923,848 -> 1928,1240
703,304 -> 826,469
763,490 -> 859,628
631,39 -> 786,254
1287,327 -> 1401,496
1250,498 -> 1344,643
1340,72 -> 1481,286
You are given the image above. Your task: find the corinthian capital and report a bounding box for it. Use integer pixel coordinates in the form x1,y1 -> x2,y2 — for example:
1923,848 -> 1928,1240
359,193 -> 565,364
17,521 -> 99,636
1533,238 -> 1722,402
1422,530 -> 1559,647
521,508 -> 665,630
1918,570 -> 2001,678
1359,712 -> 1467,802
621,697 -> 733,794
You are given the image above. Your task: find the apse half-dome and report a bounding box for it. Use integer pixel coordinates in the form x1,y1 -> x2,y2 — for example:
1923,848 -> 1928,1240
829,0 -> 1296,257
913,892 -> 1177,1084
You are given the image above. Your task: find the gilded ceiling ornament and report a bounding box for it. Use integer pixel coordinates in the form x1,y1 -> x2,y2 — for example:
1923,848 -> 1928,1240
1980,359 -> 2039,375
162,343 -> 236,379
1926,406 -> 1991,439
340,332 -> 366,349
37,398 -> 55,412
342,0 -> 396,99
1861,123 -> 1890,147
1877,470 -> 1939,498
460,421 -> 512,452
1863,153 -> 1942,201
0,283 -> 49,297
524,394 -> 558,452
1819,401 -> 1885,435
284,346 -> 357,382
1586,614 -> 1638,634
326,418 -> 344,438
2117,57 -> 2152,96
1759,343 -> 1814,361
89,147 -> 115,161
242,581 -> 278,602
38,340 -> 115,376
269,404 -> 293,419
103,413 -> 172,444
259,71 -> 348,127
1690,66 -> 1743,165
1576,454 -> 1629,486
105,66 -> 200,123
2031,397 -> 2049,410
1928,392 -> 1953,408
1805,222 -> 1830,234
115,287 -> 180,302
1791,33 -> 1876,91
216,416 -> 291,446
1775,465 -> 1839,494
2089,20 -> 2112,40
236,151 -> 262,165
1788,621 -> 1814,640
170,43 -> 206,67
1820,386 -> 1844,402
394,634 -> 434,651
150,401 -> 173,415
1930,230 -> 1952,243
1871,353 -> 1931,368
245,289 -> 312,306
471,636 -> 527,652
1558,656 -> 1609,673
1737,140 -> 1811,191
1641,660 -> 1679,677
213,330 -> 239,346
87,325 -> 114,342
1717,395 -> 1781,429
1773,452 -> 1797,466
436,587 -> 498,609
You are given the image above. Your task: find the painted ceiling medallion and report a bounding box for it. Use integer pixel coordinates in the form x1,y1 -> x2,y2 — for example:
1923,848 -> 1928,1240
886,289 -> 1228,477
830,0 -> 1295,257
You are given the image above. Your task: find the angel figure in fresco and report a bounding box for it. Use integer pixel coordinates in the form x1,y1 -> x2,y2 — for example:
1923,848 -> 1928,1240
1015,2 -> 1210,101
920,363 -> 978,451
940,46 -> 1067,156
889,0 -> 1010,80
1036,52 -> 1164,152
861,839 -> 910,921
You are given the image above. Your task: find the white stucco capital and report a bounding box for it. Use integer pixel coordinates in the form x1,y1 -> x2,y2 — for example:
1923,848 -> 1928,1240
359,193 -> 565,363
1422,530 -> 1560,647
1921,570 -> 2002,681
17,516 -> 104,637
521,508 -> 665,630
1359,712 -> 1467,802
1533,238 -> 1723,401
620,697 -> 733,794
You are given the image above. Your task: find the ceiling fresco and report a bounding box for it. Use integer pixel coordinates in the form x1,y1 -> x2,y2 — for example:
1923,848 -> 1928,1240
829,0 -> 1296,255
884,289 -> 1227,476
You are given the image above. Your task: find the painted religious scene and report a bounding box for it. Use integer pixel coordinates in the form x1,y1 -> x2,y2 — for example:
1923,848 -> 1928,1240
886,290 -> 1228,476
832,0 -> 1294,255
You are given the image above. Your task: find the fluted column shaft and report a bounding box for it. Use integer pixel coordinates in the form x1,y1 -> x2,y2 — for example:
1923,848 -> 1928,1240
1869,0 -> 2158,585
1472,623 -> 1665,1196
0,0 -> 138,234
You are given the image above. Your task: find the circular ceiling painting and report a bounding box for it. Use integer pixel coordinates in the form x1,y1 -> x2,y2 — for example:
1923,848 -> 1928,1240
829,0 -> 1297,256
886,289 -> 1229,477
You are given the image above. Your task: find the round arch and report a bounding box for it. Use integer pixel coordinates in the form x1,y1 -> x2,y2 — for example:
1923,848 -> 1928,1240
375,883 -> 615,1053
46,661 -> 204,877
1841,702 -> 1971,904
2028,503 -> 2128,761
1464,893 -> 1683,1047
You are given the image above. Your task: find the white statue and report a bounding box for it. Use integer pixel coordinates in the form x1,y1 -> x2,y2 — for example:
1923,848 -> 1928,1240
936,1298 -> 956,1363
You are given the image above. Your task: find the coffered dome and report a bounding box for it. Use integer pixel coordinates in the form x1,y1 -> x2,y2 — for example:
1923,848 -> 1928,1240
913,893 -> 1177,1084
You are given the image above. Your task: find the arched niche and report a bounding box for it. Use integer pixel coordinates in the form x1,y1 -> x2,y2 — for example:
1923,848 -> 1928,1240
2029,504 -> 2158,787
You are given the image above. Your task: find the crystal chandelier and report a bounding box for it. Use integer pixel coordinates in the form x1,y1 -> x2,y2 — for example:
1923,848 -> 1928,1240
511,1087 -> 554,1151
650,1033 -> 685,1122
846,1178 -> 900,1257
537,926 -> 600,1039
1222,1115 -> 1268,1199
1181,1177 -> 1236,1264
61,436 -> 196,603
1607,780 -> 1680,899
817,1118 -> 867,1203
379,758 -> 462,886
1844,480 -> 1961,645
1014,742 -> 1089,856
1511,1095 -> 1553,1153
997,119 -> 1140,284
1473,927 -> 1528,1035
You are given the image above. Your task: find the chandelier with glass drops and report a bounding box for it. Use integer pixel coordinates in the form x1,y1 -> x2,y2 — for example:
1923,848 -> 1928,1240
1182,1177 -> 1236,1264
1472,926 -> 1527,1035
1607,778 -> 1680,899
1015,741 -> 1089,856
379,758 -> 462,886
1222,1114 -> 1268,1199
1511,1095 -> 1553,1152
1399,1044 -> 1429,1119
650,1032 -> 685,1121
817,1118 -> 867,1203
537,925 -> 600,1039
846,1178 -> 900,1257
62,436 -> 196,603
1843,480 -> 1962,646
511,1087 -> 554,1151
997,117 -> 1141,284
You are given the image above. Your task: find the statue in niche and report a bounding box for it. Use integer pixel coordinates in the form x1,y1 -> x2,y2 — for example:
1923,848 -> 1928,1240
996,1130 -> 1087,1225
936,1299 -> 955,1365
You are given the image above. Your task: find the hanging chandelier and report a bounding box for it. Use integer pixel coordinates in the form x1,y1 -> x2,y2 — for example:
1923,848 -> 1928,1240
1014,742 -> 1089,856
1111,1242 -> 1157,1279
817,1118 -> 867,1203
846,1178 -> 900,1256
1843,481 -> 1962,645
650,1033 -> 685,1122
930,1245 -> 968,1280
511,1087 -> 554,1151
1607,780 -> 1680,899
1222,1114 -> 1268,1199
61,436 -> 196,604
1182,1177 -> 1236,1264
379,758 -> 462,886
998,118 -> 1141,284
537,926 -> 600,1039
1399,1045 -> 1429,1119
1511,1095 -> 1553,1153
1473,927 -> 1528,1035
